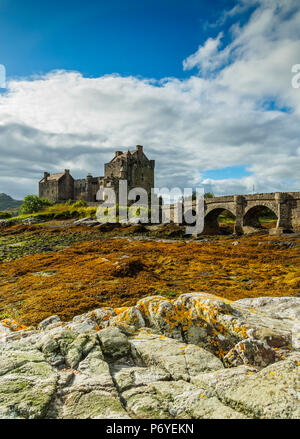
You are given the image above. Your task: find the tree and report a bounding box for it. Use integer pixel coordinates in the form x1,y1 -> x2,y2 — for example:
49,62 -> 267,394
191,191 -> 214,201
20,195 -> 52,214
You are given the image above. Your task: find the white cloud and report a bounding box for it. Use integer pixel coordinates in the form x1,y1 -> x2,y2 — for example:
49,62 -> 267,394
0,0 -> 300,199
182,32 -> 226,74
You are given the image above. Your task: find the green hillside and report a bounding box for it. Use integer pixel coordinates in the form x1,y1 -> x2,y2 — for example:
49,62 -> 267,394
0,193 -> 23,211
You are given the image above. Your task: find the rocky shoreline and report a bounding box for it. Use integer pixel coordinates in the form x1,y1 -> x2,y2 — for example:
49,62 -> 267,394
0,293 -> 299,419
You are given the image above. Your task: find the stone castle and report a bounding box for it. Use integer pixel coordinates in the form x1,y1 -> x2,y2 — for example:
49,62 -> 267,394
39,145 -> 155,203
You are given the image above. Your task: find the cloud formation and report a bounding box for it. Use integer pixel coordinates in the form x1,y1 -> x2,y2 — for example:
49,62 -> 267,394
0,0 -> 300,199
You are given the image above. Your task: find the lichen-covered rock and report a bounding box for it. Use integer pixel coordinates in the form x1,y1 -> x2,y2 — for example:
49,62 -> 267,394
215,355 -> 300,419
0,343 -> 57,419
236,296 -> 300,350
149,380 -> 248,419
38,315 -> 61,330
0,293 -> 299,419
60,353 -> 129,419
98,326 -> 131,360
236,296 -> 300,320
62,389 -> 129,419
224,338 -> 276,368
190,365 -> 258,391
112,307 -> 145,331
113,365 -> 171,392
65,334 -> 97,368
129,330 -> 223,381
111,293 -> 293,360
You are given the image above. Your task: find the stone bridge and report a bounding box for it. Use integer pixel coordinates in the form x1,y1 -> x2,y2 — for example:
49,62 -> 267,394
168,192 -> 300,235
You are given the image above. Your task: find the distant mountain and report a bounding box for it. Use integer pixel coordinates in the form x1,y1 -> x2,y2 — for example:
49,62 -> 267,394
0,193 -> 23,211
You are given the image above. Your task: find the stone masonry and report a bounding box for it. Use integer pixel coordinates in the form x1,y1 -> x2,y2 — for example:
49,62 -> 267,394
39,145 -> 155,203
199,192 -> 300,235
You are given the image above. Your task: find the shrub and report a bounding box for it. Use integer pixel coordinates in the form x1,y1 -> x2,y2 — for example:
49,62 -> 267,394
0,211 -> 12,219
72,200 -> 87,208
191,191 -> 214,200
20,195 -> 53,214
53,210 -> 76,219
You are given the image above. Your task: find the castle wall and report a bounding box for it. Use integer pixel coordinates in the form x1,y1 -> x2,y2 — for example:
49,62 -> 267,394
74,179 -> 87,201
39,146 -> 155,204
58,173 -> 74,201
39,180 -> 59,203
104,150 -> 155,197
128,159 -> 154,194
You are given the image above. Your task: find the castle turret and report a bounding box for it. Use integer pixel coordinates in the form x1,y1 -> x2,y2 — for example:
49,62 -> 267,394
136,145 -> 143,156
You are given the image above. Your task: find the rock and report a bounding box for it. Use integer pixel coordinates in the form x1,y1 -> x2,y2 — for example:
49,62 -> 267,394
111,258 -> 145,277
122,293 -> 293,358
73,218 -> 99,227
0,220 -> 16,227
174,293 -> 292,351
224,338 -> 276,367
0,293 -> 299,419
88,307 -> 116,326
38,315 -> 61,330
259,240 -> 296,249
65,334 -> 97,368
66,317 -> 98,333
149,380 -> 248,419
0,322 -> 12,340
98,327 -> 131,360
48,344 -> 130,419
135,296 -> 183,340
0,343 -> 57,419
236,296 -> 300,320
113,365 -> 171,393
129,330 -> 223,381
236,296 -> 300,350
112,307 -> 145,331
215,356 -> 300,418
190,365 -> 258,391
62,389 -> 129,419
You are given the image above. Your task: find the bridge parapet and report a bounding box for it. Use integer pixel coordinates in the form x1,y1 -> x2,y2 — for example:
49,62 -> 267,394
191,191 -> 300,235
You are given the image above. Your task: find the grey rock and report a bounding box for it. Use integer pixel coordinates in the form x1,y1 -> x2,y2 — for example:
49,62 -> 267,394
0,343 -> 57,419
216,356 -> 300,418
0,293 -> 299,419
129,330 -> 223,381
38,315 -> 61,330
98,327 -> 131,360
224,338 -> 276,368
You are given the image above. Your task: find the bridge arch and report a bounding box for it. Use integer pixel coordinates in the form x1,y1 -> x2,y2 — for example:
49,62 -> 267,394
204,207 -> 236,234
243,204 -> 278,231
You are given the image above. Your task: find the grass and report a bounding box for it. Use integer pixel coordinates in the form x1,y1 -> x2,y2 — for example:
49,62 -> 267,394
7,202 -> 150,223
6,203 -> 98,222
218,214 -> 277,227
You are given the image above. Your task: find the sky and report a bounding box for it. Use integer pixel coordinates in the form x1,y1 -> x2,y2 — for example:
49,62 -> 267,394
0,0 -> 300,199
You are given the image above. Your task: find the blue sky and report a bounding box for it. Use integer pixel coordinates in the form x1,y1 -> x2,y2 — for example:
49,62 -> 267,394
0,0 -> 300,198
0,0 -> 239,80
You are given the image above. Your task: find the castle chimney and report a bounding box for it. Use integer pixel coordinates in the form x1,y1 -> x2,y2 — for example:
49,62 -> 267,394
44,172 -> 49,181
136,145 -> 143,154
115,151 -> 123,157
65,169 -> 70,174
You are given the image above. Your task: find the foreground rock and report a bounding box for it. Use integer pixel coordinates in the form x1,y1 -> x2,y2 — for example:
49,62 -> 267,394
0,293 -> 299,419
